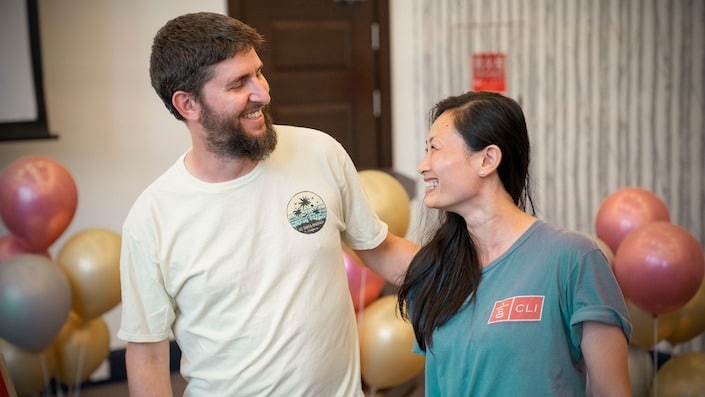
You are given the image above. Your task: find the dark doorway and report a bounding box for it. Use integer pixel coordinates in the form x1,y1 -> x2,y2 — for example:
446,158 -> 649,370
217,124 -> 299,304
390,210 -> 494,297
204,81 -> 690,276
228,0 -> 392,170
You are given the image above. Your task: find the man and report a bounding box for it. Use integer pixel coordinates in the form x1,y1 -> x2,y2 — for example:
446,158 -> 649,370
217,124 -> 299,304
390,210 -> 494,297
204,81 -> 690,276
117,12 -> 417,397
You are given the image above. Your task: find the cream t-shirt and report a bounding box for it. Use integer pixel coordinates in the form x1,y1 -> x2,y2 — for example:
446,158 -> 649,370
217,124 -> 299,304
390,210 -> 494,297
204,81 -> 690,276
118,125 -> 387,396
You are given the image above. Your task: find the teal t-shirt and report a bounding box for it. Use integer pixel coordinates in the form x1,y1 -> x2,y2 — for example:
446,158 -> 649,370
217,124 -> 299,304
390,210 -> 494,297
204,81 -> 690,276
415,221 -> 631,396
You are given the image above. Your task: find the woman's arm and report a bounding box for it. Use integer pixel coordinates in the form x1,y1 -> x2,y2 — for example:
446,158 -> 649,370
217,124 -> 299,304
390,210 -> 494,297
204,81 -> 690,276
353,233 -> 419,286
582,321 -> 631,397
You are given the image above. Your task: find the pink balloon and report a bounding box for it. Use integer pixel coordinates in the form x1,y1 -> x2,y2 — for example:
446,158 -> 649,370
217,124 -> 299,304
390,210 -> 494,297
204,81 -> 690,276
0,156 -> 78,250
344,251 -> 385,311
614,221 -> 705,315
595,187 -> 670,253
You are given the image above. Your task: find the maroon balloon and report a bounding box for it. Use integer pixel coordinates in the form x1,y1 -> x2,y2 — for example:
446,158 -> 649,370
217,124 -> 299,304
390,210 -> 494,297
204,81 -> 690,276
0,156 -> 78,250
344,251 -> 385,312
595,187 -> 670,253
614,221 -> 705,315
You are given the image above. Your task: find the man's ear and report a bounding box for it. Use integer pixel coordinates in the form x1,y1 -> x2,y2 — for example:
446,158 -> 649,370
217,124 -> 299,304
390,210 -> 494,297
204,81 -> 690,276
172,91 -> 199,121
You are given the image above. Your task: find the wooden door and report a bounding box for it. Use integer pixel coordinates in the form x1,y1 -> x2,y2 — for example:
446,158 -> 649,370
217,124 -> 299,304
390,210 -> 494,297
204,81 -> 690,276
228,0 -> 392,170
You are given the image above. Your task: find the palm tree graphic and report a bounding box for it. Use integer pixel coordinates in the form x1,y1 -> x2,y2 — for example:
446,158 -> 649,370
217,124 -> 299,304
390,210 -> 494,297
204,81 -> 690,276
296,195 -> 316,222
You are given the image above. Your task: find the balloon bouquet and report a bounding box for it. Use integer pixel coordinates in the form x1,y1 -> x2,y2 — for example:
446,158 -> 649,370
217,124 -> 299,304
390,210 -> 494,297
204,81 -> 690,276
594,187 -> 705,397
0,156 -> 122,396
343,170 -> 425,395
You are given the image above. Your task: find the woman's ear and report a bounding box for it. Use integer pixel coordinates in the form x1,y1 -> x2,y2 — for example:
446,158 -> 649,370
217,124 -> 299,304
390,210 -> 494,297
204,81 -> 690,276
479,144 -> 502,176
172,91 -> 199,121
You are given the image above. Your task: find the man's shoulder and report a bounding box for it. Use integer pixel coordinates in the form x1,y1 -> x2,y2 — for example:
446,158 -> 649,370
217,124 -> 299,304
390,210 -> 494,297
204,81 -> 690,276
270,125 -> 349,166
123,156 -> 185,221
274,124 -> 341,147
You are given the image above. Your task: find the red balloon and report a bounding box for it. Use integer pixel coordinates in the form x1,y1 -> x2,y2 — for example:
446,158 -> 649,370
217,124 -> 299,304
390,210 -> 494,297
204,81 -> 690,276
595,187 -> 670,253
343,251 -> 385,312
614,221 -> 705,315
0,156 -> 78,250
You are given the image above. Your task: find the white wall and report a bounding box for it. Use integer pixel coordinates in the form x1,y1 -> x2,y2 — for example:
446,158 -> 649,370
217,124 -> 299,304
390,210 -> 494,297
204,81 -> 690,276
389,1 -> 420,181
0,0 -> 420,358
0,0 -> 225,352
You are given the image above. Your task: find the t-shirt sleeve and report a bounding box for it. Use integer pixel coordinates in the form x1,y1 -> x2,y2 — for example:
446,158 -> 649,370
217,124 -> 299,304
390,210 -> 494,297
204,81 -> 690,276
568,247 -> 632,350
335,145 -> 388,250
117,216 -> 175,342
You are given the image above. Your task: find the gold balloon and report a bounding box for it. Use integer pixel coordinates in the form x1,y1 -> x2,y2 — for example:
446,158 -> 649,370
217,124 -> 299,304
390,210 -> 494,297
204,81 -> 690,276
665,275 -> 705,345
651,352 -> 705,397
358,170 -> 411,237
358,295 -> 425,389
627,300 -> 675,349
0,338 -> 56,396
53,312 -> 110,386
56,228 -> 122,320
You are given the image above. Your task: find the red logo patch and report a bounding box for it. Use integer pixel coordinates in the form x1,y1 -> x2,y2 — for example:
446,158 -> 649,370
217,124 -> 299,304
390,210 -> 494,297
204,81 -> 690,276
488,295 -> 544,324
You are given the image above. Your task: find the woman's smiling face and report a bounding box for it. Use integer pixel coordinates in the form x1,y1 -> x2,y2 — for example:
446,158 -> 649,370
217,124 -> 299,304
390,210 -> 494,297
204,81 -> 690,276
418,110 -> 484,213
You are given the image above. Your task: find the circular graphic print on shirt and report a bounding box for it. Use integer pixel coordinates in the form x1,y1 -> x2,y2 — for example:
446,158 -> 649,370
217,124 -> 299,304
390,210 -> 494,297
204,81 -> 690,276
287,191 -> 327,234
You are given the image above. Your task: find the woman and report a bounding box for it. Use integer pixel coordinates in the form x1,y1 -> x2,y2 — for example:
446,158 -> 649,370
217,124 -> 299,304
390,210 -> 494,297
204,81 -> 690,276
398,91 -> 632,396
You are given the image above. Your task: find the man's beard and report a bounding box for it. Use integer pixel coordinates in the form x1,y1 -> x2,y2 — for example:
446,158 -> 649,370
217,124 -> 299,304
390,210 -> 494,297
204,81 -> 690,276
201,104 -> 277,161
